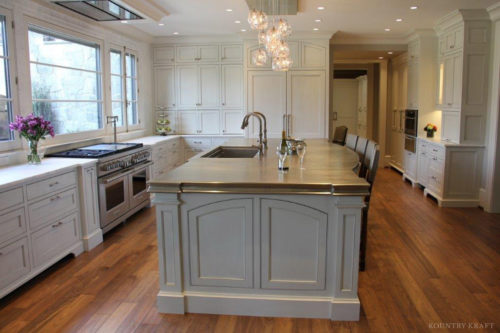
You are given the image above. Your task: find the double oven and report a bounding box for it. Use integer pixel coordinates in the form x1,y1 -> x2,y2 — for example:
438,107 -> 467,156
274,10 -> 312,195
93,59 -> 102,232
404,109 -> 418,153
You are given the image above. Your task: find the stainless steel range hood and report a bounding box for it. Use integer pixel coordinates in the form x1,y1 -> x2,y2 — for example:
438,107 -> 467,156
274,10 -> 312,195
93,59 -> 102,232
54,0 -> 143,21
245,0 -> 298,15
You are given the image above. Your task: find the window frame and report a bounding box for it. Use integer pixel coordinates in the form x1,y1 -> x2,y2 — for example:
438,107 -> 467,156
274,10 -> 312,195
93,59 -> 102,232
0,7 -> 20,152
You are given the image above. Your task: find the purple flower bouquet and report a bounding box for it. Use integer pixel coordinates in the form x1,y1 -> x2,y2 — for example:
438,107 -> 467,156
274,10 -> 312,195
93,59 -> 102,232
9,114 -> 55,164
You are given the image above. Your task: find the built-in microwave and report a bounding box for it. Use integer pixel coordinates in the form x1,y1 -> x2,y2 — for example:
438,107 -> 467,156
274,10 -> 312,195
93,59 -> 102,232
405,135 -> 417,153
404,109 -> 418,137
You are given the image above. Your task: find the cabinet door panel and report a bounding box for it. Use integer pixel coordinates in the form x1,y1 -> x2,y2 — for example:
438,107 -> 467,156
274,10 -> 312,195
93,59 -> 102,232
155,67 -> 176,109
199,65 -> 220,108
223,110 -> 244,134
287,71 -> 326,138
176,66 -> 198,109
176,46 -> 197,62
0,237 -> 30,290
178,111 -> 199,134
221,45 -> 242,63
443,56 -> 455,107
153,47 -> 175,64
222,65 -> 243,108
200,111 -> 220,135
247,71 -> 287,138
452,54 -> 462,108
199,45 -> 219,62
301,42 -> 326,68
188,199 -> 253,288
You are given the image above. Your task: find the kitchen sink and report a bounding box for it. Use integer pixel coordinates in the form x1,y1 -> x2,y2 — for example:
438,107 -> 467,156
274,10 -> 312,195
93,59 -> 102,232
202,146 -> 260,158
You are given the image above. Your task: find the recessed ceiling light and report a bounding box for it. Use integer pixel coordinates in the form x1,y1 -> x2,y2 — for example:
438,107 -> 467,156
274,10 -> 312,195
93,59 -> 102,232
315,19 -> 322,23
313,28 -> 319,31
388,51 -> 393,54
121,20 -> 128,24
234,20 -> 241,24
379,56 -> 384,59
225,8 -> 233,12
241,29 -> 247,32
384,28 -> 391,32
396,18 -> 403,22
317,6 -> 325,10
158,23 -> 164,26
410,6 -> 418,10
173,32 -> 179,35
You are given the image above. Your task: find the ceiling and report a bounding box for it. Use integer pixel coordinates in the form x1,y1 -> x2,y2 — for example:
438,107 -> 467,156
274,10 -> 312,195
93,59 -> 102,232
101,0 -> 499,39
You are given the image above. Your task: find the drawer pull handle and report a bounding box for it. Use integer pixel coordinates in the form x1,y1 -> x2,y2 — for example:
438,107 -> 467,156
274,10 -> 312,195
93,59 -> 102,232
52,221 -> 63,228
49,181 -> 59,187
50,195 -> 61,202
433,149 -> 438,152
433,157 -> 438,161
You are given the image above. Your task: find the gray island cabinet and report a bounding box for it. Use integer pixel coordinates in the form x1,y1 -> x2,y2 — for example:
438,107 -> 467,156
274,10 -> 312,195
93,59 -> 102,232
148,139 -> 369,321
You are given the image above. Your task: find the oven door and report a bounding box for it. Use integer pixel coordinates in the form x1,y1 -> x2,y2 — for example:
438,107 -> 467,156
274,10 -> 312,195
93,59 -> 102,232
98,170 -> 130,229
404,135 -> 417,153
128,162 -> 152,209
404,110 -> 418,136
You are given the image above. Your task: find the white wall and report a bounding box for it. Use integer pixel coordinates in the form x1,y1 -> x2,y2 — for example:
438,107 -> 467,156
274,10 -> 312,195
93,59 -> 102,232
0,0 -> 154,164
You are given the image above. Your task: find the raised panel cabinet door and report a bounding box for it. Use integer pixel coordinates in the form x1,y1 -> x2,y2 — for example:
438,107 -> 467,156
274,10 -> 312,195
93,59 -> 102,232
176,65 -> 198,109
417,150 -> 429,186
187,199 -> 253,288
0,237 -> 30,290
247,44 -> 271,69
301,42 -> 326,68
178,111 -> 200,134
221,44 -> 243,63
452,54 -> 463,109
223,110 -> 244,134
404,151 -> 417,179
247,71 -> 287,138
288,41 -> 300,68
176,46 -> 198,62
199,45 -> 219,62
198,65 -> 220,108
199,111 -> 220,135
443,55 -> 455,108
154,67 -> 176,109
407,61 -> 419,109
222,65 -> 243,108
153,47 -> 175,64
260,199 -> 327,290
287,71 -> 326,138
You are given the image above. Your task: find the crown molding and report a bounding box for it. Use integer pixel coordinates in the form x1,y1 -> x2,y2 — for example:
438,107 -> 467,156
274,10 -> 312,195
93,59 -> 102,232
116,0 -> 169,22
153,34 -> 243,45
434,9 -> 490,34
488,2 -> 500,22
330,33 -> 407,46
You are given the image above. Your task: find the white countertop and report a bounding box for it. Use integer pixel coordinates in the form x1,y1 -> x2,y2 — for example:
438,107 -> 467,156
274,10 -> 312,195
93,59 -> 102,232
125,135 -> 244,146
417,136 -> 485,148
0,158 -> 96,190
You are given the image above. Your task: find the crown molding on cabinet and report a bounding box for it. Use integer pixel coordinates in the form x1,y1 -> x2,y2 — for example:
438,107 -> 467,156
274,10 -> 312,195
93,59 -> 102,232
153,35 -> 243,45
488,2 -> 500,22
434,9 -> 490,34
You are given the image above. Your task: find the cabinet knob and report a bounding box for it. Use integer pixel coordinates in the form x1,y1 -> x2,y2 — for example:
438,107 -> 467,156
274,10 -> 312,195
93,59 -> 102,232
450,45 -> 454,49
172,104 -> 176,106
222,103 -> 225,106
222,130 -> 226,133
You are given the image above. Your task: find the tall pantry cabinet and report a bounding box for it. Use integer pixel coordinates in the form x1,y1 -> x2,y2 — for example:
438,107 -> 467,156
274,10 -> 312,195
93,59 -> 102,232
153,44 -> 244,135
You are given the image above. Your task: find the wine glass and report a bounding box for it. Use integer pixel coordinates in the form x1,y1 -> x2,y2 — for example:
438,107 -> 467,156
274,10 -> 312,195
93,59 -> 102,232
276,145 -> 288,171
296,142 -> 306,169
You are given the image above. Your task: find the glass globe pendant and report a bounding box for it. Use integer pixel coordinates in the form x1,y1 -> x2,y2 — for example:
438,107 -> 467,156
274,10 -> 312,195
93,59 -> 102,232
277,18 -> 292,38
272,55 -> 293,71
252,48 -> 268,66
265,26 -> 282,54
272,40 -> 290,57
248,9 -> 268,30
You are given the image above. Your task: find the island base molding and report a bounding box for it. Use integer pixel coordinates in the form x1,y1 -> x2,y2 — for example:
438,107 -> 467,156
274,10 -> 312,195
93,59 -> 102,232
157,291 -> 360,321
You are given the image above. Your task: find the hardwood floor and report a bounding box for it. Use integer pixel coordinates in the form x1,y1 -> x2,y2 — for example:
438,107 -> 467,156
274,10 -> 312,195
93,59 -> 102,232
0,168 -> 499,332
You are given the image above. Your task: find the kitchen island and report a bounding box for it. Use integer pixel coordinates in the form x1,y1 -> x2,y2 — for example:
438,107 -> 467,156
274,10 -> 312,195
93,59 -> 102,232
149,139 -> 369,321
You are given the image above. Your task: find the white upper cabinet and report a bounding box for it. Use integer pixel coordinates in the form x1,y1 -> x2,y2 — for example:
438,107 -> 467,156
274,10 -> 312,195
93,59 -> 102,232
221,65 -> 243,108
199,111 -> 220,134
179,111 -> 199,134
407,60 -> 419,109
223,110 -> 244,134
176,65 -> 199,109
198,65 -> 220,109
301,42 -> 327,68
287,71 -> 326,138
153,46 -> 175,64
154,67 -> 176,110
176,45 -> 219,63
178,110 -> 220,135
221,45 -> 243,63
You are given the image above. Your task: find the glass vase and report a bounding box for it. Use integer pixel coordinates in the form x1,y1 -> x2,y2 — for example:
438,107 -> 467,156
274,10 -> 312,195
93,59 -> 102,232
426,131 -> 434,138
27,140 -> 41,164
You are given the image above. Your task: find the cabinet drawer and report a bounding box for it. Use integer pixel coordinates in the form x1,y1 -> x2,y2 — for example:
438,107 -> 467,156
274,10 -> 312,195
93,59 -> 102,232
183,137 -> 212,148
428,145 -> 445,160
27,171 -> 76,201
0,207 -> 27,245
31,213 -> 80,268
0,187 -> 24,211
0,237 -> 30,290
28,188 -> 78,231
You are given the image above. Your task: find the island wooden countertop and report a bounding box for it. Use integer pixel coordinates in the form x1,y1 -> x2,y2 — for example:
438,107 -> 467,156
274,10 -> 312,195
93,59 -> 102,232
148,139 -> 370,196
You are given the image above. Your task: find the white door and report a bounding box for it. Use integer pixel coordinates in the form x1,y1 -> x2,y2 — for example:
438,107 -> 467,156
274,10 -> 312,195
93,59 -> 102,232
287,71 -> 326,138
154,67 -> 175,109
247,71 -> 287,138
199,111 -> 220,134
176,65 -> 198,109
198,65 -> 220,109
332,79 -> 359,136
223,110 -> 244,135
179,111 -> 199,134
222,65 -> 243,108
407,60 -> 419,109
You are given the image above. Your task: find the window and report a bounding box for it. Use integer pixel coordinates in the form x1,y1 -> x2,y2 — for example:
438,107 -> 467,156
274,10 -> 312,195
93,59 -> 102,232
109,48 -> 139,128
0,15 -> 13,142
29,28 -> 102,135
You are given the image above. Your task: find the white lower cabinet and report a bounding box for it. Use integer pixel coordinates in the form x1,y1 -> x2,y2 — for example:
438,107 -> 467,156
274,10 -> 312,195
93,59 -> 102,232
31,213 -> 80,267
403,150 -> 417,183
28,188 -> 78,230
0,207 -> 26,245
222,110 -> 244,134
0,237 -> 30,290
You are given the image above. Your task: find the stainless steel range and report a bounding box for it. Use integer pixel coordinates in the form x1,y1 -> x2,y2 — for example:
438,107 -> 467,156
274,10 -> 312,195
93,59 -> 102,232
47,143 -> 152,233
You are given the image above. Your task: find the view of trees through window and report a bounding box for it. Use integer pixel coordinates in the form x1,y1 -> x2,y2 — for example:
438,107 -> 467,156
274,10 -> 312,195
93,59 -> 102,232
29,28 -> 102,135
0,15 -> 13,142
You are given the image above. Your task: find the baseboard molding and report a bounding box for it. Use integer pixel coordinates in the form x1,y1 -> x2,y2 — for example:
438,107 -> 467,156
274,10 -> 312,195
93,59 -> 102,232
388,162 -> 404,174
82,228 -> 103,251
424,188 -> 479,208
478,188 -> 488,210
157,291 -> 360,321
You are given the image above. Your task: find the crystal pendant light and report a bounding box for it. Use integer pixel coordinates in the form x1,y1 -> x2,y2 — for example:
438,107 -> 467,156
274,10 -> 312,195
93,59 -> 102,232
258,30 -> 267,45
248,9 -> 268,30
252,48 -> 268,66
272,55 -> 293,71
277,18 -> 292,38
272,40 -> 290,57
265,26 -> 281,54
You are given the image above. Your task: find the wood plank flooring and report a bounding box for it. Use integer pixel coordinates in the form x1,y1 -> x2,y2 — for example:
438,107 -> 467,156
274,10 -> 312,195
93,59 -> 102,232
0,168 -> 499,332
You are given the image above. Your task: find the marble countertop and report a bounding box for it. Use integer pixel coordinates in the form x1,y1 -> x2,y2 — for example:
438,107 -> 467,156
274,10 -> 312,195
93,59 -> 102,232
417,136 -> 485,148
125,135 -> 244,146
0,158 -> 96,190
149,138 -> 370,196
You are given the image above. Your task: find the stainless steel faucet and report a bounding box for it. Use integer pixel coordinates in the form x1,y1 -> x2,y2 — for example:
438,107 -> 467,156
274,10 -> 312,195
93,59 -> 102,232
252,111 -> 267,149
241,112 -> 265,153
107,116 -> 119,143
